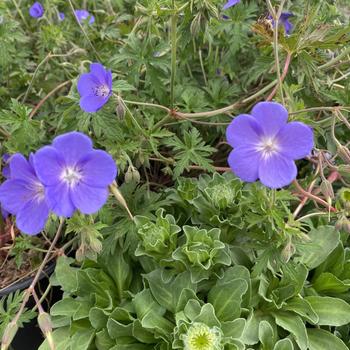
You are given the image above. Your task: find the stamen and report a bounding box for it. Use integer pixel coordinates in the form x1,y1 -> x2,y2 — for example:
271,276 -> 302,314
256,137 -> 279,159
61,167 -> 82,187
93,85 -> 110,98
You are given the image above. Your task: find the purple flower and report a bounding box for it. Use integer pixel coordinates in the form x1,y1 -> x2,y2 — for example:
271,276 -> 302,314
226,102 -> 314,189
33,132 -> 117,217
223,0 -> 240,10
74,9 -> 95,24
58,12 -> 65,21
29,2 -> 44,18
270,12 -> 294,35
77,63 -> 113,113
0,154 -> 49,235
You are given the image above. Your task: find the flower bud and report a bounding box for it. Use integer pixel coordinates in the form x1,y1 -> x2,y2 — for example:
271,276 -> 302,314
320,179 -> 334,201
124,165 -> 140,184
335,216 -> 350,233
116,101 -> 125,119
1,321 -> 18,350
337,146 -> 350,164
281,241 -> 295,263
38,312 -> 53,334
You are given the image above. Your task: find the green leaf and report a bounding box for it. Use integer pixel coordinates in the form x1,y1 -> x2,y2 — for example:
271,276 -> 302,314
167,128 -> 216,177
312,272 -> 350,293
297,226 -> 339,269
38,327 -> 71,350
273,312 -> 308,350
259,320 -> 276,350
273,338 -> 294,350
50,298 -> 80,318
221,318 -> 246,339
69,329 -> 95,350
307,329 -> 348,350
305,296 -> 350,326
282,297 -> 319,324
208,278 -> 248,322
53,256 -> 78,293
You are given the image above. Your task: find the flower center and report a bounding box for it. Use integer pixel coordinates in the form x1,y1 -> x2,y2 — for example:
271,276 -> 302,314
183,323 -> 222,350
94,85 -> 110,98
32,182 -> 45,202
61,167 -> 82,187
256,137 -> 279,159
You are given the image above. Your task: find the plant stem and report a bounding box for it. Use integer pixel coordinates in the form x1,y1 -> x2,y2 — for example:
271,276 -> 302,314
170,0 -> 177,108
319,46 -> 350,70
22,52 -> 52,103
1,219 -> 65,350
67,0 -> 102,61
29,80 -> 71,119
266,0 -> 286,104
267,52 -> 292,101
10,0 -> 29,29
293,179 -> 336,213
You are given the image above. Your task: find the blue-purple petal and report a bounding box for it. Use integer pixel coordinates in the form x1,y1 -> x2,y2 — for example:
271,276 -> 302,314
80,95 -> 109,113
251,102 -> 288,137
277,122 -> 314,160
9,153 -> 37,182
34,146 -> 63,185
80,150 -> 117,187
226,114 -> 261,148
223,0 -> 240,10
16,199 -> 49,235
46,183 -> 75,217
90,63 -> 108,84
258,154 -> 297,189
77,73 -> 99,97
227,147 -> 260,182
0,179 -> 34,214
53,132 -> 93,165
29,2 -> 44,18
71,182 -> 109,214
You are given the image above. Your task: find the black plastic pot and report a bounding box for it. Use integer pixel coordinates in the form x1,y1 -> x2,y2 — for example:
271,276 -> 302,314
1,262 -> 61,350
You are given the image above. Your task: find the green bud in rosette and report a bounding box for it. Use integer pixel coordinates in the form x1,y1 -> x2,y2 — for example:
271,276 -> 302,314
204,173 -> 241,210
177,177 -> 199,202
172,226 -> 231,283
135,208 -> 181,260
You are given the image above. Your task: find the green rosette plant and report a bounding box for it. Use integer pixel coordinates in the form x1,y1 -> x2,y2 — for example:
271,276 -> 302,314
134,208 -> 181,261
172,226 -> 231,283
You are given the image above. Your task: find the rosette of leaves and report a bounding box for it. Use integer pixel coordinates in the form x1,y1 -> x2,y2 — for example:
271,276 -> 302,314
172,226 -> 231,283
173,174 -> 244,233
134,208 -> 181,261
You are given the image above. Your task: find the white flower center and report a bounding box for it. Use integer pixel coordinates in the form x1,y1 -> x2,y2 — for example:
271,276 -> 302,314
32,182 -> 45,202
61,167 -> 82,187
256,137 -> 279,159
94,85 -> 110,98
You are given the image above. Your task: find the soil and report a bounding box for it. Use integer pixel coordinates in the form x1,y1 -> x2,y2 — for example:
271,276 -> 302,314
0,219 -> 46,290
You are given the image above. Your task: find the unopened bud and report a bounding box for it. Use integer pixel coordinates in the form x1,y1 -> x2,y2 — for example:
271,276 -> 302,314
281,242 -> 295,263
38,313 -> 55,350
124,165 -> 140,184
38,312 -> 53,334
89,237 -> 102,254
116,101 -> 125,119
320,179 -> 334,201
335,216 -> 350,233
338,146 -> 350,163
1,321 -> 18,350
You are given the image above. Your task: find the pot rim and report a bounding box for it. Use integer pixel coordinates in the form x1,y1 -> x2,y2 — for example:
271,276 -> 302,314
0,260 -> 56,297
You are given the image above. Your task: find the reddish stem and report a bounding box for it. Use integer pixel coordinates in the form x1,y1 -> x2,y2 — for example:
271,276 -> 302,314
266,52 -> 292,101
293,179 -> 336,213
29,80 -> 71,119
